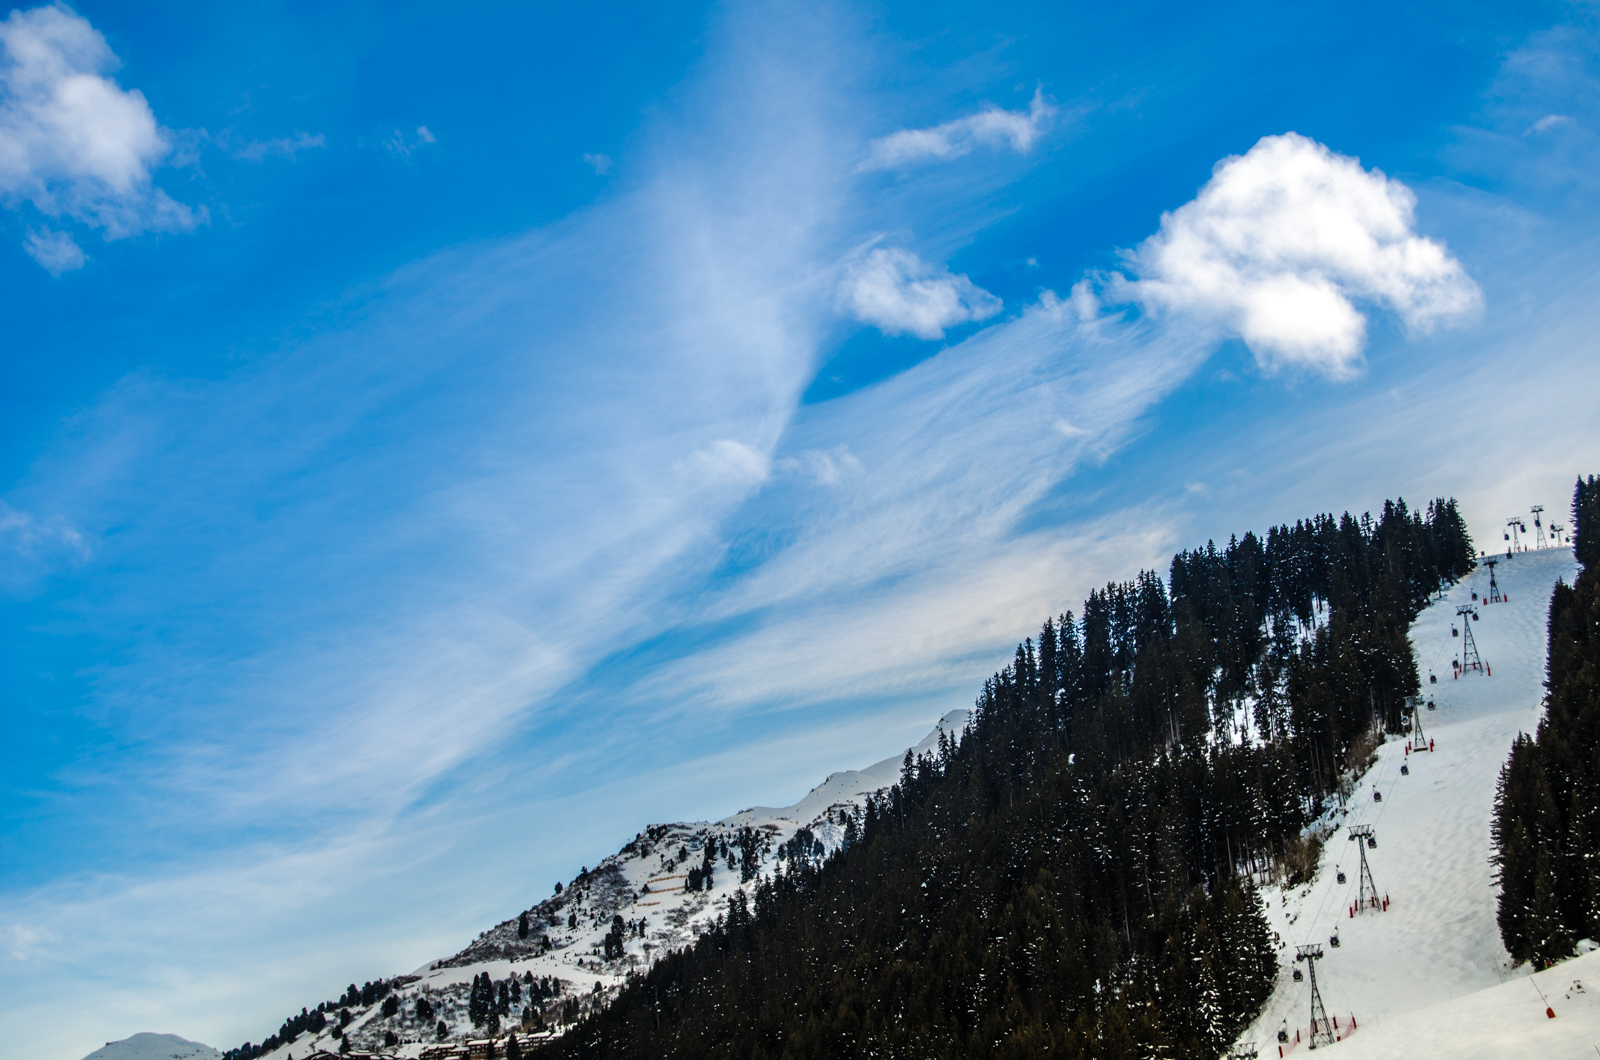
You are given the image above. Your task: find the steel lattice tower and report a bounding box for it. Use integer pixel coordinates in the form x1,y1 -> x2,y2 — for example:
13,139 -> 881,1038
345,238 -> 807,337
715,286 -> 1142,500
1506,517 -> 1523,553
1296,945 -> 1335,1048
1485,558 -> 1502,603
1348,825 -> 1381,911
1457,604 -> 1484,675
1531,505 -> 1548,549
1405,696 -> 1428,752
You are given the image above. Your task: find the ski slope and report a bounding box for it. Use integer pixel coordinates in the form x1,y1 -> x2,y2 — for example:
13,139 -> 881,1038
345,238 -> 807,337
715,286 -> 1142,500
1330,944 -> 1600,1059
1238,545 -> 1580,1056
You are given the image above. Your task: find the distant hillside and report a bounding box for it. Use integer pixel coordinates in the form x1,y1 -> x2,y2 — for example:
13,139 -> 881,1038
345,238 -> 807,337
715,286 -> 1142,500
82,1033 -> 220,1060
222,712 -> 970,1060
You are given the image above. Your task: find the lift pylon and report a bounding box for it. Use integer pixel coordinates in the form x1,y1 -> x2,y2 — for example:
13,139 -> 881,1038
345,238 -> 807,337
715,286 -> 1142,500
1296,945 -> 1335,1049
1347,825 -> 1382,913
1404,696 -> 1429,752
1455,604 -> 1484,676
1506,517 -> 1527,554
1531,505 -> 1547,549
1484,558 -> 1502,603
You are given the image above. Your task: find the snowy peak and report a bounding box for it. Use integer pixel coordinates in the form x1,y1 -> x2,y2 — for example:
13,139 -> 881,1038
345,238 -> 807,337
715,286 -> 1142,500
81,1033 -> 220,1060
722,709 -> 970,828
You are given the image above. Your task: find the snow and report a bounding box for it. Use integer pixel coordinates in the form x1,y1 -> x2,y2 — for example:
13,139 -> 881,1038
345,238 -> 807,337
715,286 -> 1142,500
1326,947 -> 1600,1059
722,709 -> 970,828
79,1034 -> 220,1060
1237,545 -> 1579,1057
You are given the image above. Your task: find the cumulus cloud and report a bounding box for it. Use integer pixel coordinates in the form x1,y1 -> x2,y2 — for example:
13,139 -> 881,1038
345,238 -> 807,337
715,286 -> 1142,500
861,86 -> 1054,171
0,4 -> 197,243
1114,132 -> 1481,377
838,245 -> 1002,339
23,223 -> 81,271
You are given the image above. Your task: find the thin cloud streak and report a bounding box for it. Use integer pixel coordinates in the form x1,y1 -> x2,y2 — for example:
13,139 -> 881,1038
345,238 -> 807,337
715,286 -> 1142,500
860,86 -> 1054,170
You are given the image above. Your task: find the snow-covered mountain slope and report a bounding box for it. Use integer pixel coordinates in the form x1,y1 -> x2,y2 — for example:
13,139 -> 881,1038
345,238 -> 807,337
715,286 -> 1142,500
1238,545 -> 1579,1055
81,1034 -> 221,1060
244,710 -> 970,1058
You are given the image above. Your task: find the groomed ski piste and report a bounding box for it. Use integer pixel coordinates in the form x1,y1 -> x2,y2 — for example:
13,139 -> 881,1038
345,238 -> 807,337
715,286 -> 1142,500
1237,544 -> 1585,1058
245,711 -> 971,1059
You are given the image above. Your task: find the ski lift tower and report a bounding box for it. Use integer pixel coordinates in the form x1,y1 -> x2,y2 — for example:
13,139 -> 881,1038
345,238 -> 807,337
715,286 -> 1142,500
1506,518 -> 1525,553
1531,506 -> 1548,549
1456,604 -> 1485,676
1552,522 -> 1567,548
1348,825 -> 1382,913
1485,558 -> 1503,603
1404,696 -> 1428,752
1296,945 -> 1336,1049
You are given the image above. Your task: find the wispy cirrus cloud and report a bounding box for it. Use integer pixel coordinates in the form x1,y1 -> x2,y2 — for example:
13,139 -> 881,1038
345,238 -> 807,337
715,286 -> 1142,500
1526,114 -> 1569,134
384,125 -> 436,158
223,130 -> 325,162
0,4 -> 200,266
1110,133 -> 1481,378
860,86 -> 1054,171
837,245 -> 1001,339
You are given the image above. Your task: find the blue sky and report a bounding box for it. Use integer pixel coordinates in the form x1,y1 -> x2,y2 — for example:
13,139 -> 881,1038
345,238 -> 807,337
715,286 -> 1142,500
2,0 -> 1598,1055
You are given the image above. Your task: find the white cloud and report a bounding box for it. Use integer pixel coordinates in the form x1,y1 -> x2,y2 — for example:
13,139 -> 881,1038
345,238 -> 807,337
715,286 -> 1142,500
1114,132 -> 1481,378
773,445 -> 863,485
1526,113 -> 1569,134
0,499 -> 86,556
22,223 -> 81,271
584,152 -> 613,175
384,125 -> 436,157
227,130 -> 325,162
838,245 -> 1001,339
0,5 -> 197,243
861,86 -> 1054,171
683,438 -> 772,486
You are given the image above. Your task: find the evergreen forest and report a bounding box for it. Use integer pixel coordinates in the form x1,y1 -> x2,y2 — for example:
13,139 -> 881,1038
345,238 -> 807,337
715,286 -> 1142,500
540,498 -> 1475,1060
1493,475 -> 1600,967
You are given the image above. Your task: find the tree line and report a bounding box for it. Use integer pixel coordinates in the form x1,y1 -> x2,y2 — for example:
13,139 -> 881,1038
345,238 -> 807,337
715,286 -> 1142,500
537,497 -> 1472,1060
1494,475 -> 1600,966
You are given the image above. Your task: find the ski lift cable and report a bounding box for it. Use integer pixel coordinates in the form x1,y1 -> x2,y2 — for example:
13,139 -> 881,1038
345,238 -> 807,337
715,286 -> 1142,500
1270,572 -> 1464,1033
1272,751 -> 1401,1039
1292,736 -> 1405,958
1276,752 -> 1397,1037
